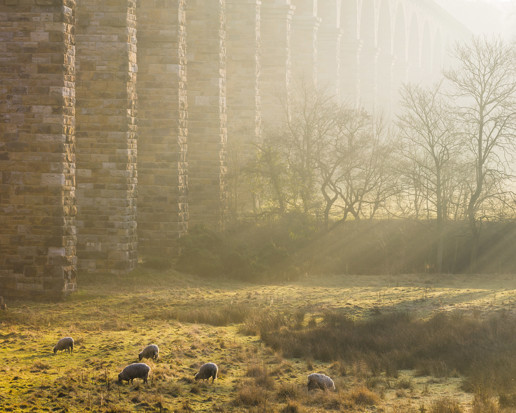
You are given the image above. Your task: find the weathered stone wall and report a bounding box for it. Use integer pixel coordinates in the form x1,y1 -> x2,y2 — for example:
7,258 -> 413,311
291,0 -> 320,88
226,0 -> 261,216
260,0 -> 294,128
0,0 -> 77,298
317,0 -> 341,97
75,0 -> 137,273
186,0 -> 228,228
136,0 -> 188,257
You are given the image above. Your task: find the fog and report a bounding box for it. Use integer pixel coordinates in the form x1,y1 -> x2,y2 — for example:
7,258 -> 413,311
435,0 -> 516,38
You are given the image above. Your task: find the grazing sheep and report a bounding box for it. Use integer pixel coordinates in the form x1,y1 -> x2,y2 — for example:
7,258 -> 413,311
118,363 -> 151,384
307,373 -> 336,391
53,337 -> 74,354
194,362 -> 218,383
139,344 -> 159,361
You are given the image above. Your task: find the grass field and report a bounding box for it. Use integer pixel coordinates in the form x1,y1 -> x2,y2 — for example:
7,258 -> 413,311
1,269 -> 516,412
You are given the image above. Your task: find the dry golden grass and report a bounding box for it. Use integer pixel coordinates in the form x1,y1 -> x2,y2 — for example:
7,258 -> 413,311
1,268 -> 516,411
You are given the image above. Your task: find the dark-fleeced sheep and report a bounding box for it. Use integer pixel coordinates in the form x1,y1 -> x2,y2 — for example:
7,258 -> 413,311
194,362 -> 218,383
118,363 -> 151,384
307,373 -> 336,391
53,337 -> 74,354
139,344 -> 159,361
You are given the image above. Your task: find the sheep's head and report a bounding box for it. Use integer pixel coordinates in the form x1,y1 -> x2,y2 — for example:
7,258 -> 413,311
194,372 -> 200,381
138,353 -> 143,361
118,373 -> 123,383
53,346 -> 57,354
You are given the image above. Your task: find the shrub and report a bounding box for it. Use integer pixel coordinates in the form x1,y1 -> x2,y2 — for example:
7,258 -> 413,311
235,382 -> 267,406
429,397 -> 464,413
280,400 -> 304,413
259,310 -> 516,395
148,303 -> 252,326
175,215 -> 318,282
350,386 -> 380,406
246,365 -> 275,390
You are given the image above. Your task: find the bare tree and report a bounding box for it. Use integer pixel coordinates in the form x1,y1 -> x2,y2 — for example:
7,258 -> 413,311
247,85 -> 336,218
281,85 -> 336,215
397,82 -> 464,272
329,110 -> 396,222
246,135 -> 289,216
445,37 -> 516,268
251,84 -> 397,227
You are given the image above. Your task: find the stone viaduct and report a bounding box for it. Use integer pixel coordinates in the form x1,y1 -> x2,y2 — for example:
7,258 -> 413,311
0,0 -> 467,298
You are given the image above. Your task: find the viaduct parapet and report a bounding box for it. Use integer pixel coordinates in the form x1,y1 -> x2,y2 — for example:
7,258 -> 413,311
0,0 -> 468,298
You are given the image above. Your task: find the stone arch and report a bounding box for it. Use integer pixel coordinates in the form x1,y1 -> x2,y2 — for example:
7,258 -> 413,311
318,0 -> 341,29
393,3 -> 406,62
360,0 -> 375,47
376,0 -> 394,113
377,0 -> 392,54
421,20 -> 432,82
336,0 -> 342,29
433,29 -> 444,74
339,0 -> 361,105
341,0 -> 359,40
408,13 -> 420,68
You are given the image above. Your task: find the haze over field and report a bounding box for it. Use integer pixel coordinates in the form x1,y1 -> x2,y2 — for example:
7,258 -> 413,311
435,0 -> 516,38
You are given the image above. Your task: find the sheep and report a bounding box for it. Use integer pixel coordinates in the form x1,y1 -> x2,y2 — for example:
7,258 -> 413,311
53,337 -> 74,354
307,373 -> 336,391
194,362 -> 218,383
118,363 -> 151,384
139,344 -> 159,361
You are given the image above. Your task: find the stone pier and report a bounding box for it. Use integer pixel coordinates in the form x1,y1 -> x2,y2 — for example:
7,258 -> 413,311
226,0 -> 262,216
291,0 -> 320,88
0,0 -> 77,297
75,0 -> 138,273
317,0 -> 342,97
136,0 -> 188,256
260,0 -> 294,127
186,0 -> 228,228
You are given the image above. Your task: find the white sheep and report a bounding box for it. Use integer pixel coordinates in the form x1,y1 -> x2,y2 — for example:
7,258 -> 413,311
139,344 -> 159,361
307,373 -> 335,391
118,363 -> 151,384
194,362 -> 218,383
53,337 -> 74,354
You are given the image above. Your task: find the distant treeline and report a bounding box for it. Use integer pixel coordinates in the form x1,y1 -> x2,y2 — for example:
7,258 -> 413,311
305,219 -> 516,275
171,217 -> 516,280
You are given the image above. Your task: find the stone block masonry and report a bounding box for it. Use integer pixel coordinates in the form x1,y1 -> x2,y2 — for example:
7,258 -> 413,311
226,0 -> 261,217
136,0 -> 188,257
260,0 -> 294,129
186,0 -> 228,229
0,0 -> 77,298
75,0 -> 137,273
291,0 -> 320,88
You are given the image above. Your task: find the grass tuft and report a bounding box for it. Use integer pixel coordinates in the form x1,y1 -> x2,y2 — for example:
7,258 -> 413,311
350,386 -> 380,406
429,397 -> 464,413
